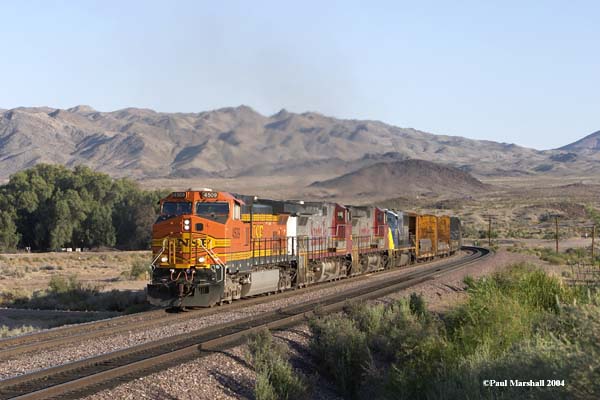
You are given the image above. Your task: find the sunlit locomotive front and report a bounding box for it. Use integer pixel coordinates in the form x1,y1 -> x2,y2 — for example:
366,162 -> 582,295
147,189 -> 290,307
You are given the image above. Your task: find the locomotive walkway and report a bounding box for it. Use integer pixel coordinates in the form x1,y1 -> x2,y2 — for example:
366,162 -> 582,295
0,247 -> 490,400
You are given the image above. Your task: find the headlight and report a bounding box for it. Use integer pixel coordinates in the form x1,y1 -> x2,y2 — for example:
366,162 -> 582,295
184,225 -> 190,230
198,256 -> 206,263
184,219 -> 190,225
161,256 -> 168,263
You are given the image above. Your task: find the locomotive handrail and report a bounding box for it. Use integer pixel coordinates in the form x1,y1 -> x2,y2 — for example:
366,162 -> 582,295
150,238 -> 168,271
197,238 -> 226,283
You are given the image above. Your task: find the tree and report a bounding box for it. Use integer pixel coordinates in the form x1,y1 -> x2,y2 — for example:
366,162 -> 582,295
81,204 -> 116,248
0,164 -> 166,251
0,211 -> 20,251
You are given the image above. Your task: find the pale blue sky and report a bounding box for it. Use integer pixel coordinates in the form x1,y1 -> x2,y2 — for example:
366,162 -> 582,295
2,1 -> 598,149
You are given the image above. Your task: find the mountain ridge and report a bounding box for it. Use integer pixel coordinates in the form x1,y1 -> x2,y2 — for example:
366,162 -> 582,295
0,105 -> 598,184
559,130 -> 600,152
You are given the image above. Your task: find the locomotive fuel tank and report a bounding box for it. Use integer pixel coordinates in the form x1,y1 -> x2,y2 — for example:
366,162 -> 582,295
240,269 -> 280,297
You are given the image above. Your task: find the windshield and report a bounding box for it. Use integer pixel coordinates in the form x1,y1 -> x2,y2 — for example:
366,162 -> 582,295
196,202 -> 229,223
161,202 -> 192,217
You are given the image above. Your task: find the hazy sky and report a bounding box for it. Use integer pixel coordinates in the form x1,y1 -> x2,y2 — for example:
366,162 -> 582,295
2,1 -> 598,149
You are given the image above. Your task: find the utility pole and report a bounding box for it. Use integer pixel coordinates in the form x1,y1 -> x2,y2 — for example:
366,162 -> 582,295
555,216 -> 559,253
488,217 -> 492,247
482,214 -> 495,248
592,224 -> 596,264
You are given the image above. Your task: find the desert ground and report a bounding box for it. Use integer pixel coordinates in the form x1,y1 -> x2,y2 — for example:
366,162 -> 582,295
0,251 -> 150,332
0,251 -> 150,294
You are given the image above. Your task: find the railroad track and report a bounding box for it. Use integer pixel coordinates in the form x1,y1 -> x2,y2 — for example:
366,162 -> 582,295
0,246 -> 489,400
0,265 -> 380,360
0,247 -> 469,360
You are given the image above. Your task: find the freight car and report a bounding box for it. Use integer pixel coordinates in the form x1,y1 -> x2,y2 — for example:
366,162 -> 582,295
437,215 -> 451,257
416,214 -> 437,260
147,190 -> 463,308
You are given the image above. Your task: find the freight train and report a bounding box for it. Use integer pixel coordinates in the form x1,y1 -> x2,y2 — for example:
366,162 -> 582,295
147,189 -> 462,308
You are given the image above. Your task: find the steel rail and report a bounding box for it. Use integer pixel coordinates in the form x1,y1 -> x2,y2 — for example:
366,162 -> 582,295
0,247 -> 490,400
0,248 -> 468,359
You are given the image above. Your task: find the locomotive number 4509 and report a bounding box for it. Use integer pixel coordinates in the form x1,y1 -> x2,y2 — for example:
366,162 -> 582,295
201,191 -> 218,199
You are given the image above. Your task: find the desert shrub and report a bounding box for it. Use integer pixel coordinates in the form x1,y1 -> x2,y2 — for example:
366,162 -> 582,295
409,292 -> 427,317
255,373 -> 277,400
121,260 -> 150,280
0,265 -> 25,278
1,274 -> 150,313
437,306 -> 600,400
247,329 -> 308,400
446,264 -> 588,357
0,287 -> 30,303
311,297 -> 444,399
310,315 -> 370,398
309,264 -> 600,400
0,325 -> 37,338
48,274 -> 82,293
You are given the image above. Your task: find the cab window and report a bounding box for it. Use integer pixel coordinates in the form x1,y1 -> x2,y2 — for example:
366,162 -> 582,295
233,203 -> 241,220
196,202 -> 229,223
157,202 -> 192,221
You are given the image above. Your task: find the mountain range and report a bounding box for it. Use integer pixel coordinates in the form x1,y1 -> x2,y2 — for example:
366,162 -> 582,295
1,105 -> 598,197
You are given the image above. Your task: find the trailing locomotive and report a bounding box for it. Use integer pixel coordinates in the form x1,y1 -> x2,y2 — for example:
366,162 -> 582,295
146,189 -> 462,308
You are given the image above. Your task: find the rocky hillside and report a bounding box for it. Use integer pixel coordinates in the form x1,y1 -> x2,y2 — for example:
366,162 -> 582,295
558,130 -> 600,153
0,105 -> 598,183
310,159 -> 490,199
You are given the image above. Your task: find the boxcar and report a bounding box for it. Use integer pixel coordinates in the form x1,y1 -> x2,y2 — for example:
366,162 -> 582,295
416,214 -> 437,260
436,215 -> 451,257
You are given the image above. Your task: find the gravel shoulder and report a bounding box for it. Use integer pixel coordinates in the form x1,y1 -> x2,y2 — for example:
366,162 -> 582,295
83,249 -> 546,400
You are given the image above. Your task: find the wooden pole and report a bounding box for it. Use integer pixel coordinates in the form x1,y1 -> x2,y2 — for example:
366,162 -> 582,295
488,216 -> 492,247
592,224 -> 596,264
555,216 -> 559,253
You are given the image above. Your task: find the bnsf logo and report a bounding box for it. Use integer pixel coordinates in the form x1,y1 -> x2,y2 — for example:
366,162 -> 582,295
177,238 -> 211,247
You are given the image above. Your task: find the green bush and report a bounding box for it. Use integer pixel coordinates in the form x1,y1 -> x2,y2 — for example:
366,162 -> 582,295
308,264 -> 600,400
1,274 -> 150,313
0,325 -> 36,338
121,260 -> 149,280
48,274 -> 82,293
247,329 -> 308,400
310,315 -> 370,399
409,292 -> 427,317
